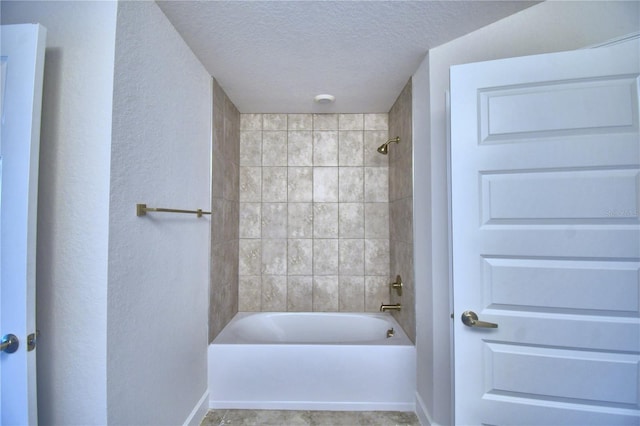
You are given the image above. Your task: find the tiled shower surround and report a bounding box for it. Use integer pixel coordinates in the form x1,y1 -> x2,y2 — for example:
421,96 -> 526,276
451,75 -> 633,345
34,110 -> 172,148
238,113 -> 391,312
389,80 -> 415,342
209,79 -> 240,342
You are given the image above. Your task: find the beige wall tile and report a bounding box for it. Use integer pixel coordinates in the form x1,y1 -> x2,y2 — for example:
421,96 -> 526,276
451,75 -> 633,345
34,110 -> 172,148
262,275 -> 287,311
364,113 -> 388,130
365,276 -> 389,312
239,202 -> 261,239
313,276 -> 339,311
263,113 -> 287,131
339,276 -> 365,311
313,167 -> 338,202
241,113 -> 262,130
287,238 -> 313,275
261,239 -> 287,275
262,203 -> 287,238
364,131 -> 389,166
240,131 -> 262,166
287,276 -> 313,311
365,239 -> 390,276
238,276 -> 261,311
288,131 -> 313,166
364,167 -> 388,202
338,131 -> 364,166
288,203 -> 313,238
313,131 -> 338,166
237,113 -> 395,315
339,114 -> 364,131
313,203 -> 339,238
338,167 -> 364,202
313,113 -> 338,130
288,114 -> 312,130
262,131 -> 287,166
313,239 -> 339,275
365,202 -> 389,239
339,239 -> 364,275
239,239 -> 261,276
339,203 -> 364,238
288,167 -> 313,202
239,166 -> 262,202
262,167 -> 287,202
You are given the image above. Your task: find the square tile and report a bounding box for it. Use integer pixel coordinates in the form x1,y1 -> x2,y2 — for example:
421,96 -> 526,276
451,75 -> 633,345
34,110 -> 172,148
239,167 -> 261,202
262,239 -> 287,275
287,239 -> 313,275
313,131 -> 338,166
239,202 -> 261,239
365,239 -> 390,275
238,276 -> 261,311
241,113 -> 262,130
288,131 -> 313,166
313,167 -> 338,202
263,113 -> 287,130
313,276 -> 339,311
262,203 -> 287,238
239,239 -> 261,275
365,202 -> 389,239
262,275 -> 287,311
287,276 -> 313,312
339,276 -> 365,312
339,113 -> 364,130
339,167 -> 364,202
364,113 -> 388,130
240,131 -> 262,166
364,131 -> 389,166
288,114 -> 313,130
338,131 -> 364,166
262,131 -> 287,166
313,113 -> 338,130
288,167 -> 313,202
313,239 -> 338,275
288,203 -> 313,238
339,239 -> 364,275
262,167 -> 287,202
365,276 -> 389,312
364,167 -> 388,202
313,203 -> 339,238
339,203 -> 364,238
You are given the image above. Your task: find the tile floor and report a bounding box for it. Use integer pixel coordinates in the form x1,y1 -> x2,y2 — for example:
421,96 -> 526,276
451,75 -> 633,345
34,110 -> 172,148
201,409 -> 420,426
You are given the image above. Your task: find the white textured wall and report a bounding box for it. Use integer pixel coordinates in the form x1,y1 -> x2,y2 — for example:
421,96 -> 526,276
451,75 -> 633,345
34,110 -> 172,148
413,1 -> 640,425
1,2 -> 116,424
108,1 -> 211,424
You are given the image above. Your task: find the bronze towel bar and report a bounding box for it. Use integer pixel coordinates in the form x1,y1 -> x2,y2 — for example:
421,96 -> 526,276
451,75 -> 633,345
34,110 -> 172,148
136,203 -> 211,218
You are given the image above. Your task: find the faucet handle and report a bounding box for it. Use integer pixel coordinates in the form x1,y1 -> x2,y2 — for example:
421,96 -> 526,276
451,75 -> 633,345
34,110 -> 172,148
380,303 -> 402,312
390,275 -> 403,296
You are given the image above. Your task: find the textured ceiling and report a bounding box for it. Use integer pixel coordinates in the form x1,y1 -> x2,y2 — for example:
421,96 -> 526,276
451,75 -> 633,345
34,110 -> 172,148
157,1 -> 539,113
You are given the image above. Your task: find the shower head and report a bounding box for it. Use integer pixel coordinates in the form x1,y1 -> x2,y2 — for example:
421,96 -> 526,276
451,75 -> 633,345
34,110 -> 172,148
376,137 -> 400,155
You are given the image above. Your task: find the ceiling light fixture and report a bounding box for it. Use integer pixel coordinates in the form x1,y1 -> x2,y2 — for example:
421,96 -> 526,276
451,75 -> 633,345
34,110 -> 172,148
314,94 -> 335,104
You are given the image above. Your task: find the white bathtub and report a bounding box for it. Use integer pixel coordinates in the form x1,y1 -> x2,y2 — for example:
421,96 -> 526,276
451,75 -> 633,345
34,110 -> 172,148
208,312 -> 416,411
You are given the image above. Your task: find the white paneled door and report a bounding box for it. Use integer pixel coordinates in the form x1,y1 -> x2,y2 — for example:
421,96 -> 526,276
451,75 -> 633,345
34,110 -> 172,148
451,40 -> 640,425
1,24 -> 46,425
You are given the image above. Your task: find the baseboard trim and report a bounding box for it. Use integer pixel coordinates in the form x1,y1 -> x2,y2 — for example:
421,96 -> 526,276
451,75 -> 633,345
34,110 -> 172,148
184,390 -> 210,426
209,400 -> 414,412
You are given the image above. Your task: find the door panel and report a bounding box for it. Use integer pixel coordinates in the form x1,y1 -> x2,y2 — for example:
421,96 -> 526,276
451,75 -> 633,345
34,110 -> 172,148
0,24 -> 46,426
451,40 -> 640,425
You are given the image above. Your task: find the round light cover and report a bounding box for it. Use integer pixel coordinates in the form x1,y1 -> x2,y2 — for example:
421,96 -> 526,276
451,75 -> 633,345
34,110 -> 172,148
314,94 -> 335,104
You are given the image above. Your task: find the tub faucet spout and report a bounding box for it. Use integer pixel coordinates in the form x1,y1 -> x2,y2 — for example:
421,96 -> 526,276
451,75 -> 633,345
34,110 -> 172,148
380,303 -> 402,312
